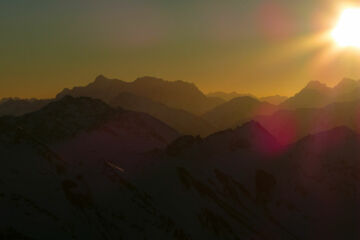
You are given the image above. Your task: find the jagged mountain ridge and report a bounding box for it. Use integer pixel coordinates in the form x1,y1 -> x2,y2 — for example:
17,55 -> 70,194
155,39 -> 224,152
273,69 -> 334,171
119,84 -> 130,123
0,77 -> 218,136
2,101 -> 360,239
3,76 -> 359,141
160,125 -> 360,239
109,92 -> 216,136
0,119 -> 296,239
0,124 -> 189,239
203,96 -> 278,131
260,95 -> 288,105
0,96 -> 179,153
255,98 -> 360,145
281,78 -> 360,109
206,91 -> 255,101
0,98 -> 52,116
207,92 -> 288,105
57,75 -> 225,115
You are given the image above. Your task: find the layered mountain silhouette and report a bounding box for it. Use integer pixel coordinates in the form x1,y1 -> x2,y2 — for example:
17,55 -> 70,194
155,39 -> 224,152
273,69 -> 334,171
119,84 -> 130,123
0,46 -> 360,240
109,92 -> 216,136
0,76 -> 223,136
3,99 -> 360,239
1,96 -> 179,153
149,125 -> 360,239
0,113 -> 291,239
207,92 -> 288,105
203,96 -> 278,131
256,98 -> 360,145
206,91 -> 255,101
2,76 -> 360,143
281,78 -> 360,109
0,98 -> 51,116
260,95 -> 288,105
57,75 -> 224,115
4,75 -> 360,239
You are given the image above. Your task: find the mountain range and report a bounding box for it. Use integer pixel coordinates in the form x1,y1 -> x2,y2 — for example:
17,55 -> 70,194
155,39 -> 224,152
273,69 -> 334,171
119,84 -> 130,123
202,96 -> 278,131
0,98 -> 51,116
56,75 -> 224,115
207,92 -> 288,105
281,78 -> 360,109
109,92 -> 216,136
2,95 -> 360,238
255,98 -> 360,145
3,76 -> 360,141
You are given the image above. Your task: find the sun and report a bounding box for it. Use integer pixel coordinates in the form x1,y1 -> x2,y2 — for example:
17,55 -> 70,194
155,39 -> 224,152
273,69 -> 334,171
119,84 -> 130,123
331,8 -> 360,48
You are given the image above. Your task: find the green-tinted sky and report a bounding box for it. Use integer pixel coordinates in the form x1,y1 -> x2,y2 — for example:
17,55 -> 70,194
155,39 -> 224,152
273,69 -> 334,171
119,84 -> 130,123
1,0 -> 360,98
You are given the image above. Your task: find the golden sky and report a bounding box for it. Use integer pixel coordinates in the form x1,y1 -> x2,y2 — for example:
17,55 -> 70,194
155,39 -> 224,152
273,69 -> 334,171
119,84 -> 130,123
1,0 -> 360,98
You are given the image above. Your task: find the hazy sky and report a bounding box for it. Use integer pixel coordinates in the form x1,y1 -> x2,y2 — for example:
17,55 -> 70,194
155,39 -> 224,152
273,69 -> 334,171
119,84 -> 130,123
2,0 -> 360,98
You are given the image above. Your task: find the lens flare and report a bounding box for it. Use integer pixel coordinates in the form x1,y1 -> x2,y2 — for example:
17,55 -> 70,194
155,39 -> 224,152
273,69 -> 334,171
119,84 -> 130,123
332,8 -> 360,48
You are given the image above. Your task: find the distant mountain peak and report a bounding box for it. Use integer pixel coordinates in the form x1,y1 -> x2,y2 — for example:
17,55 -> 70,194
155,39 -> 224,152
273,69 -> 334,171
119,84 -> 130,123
235,121 -> 282,154
334,78 -> 359,91
134,76 -> 199,90
238,120 -> 264,130
203,95 -> 277,131
30,95 -> 115,120
44,95 -> 114,113
233,120 -> 277,140
206,91 -> 256,101
281,77 -> 360,109
229,95 -> 260,103
304,81 -> 330,91
9,96 -> 179,144
338,77 -> 357,84
203,121 -> 281,155
280,81 -> 332,109
260,95 -> 288,105
92,75 -> 123,86
94,74 -> 110,82
55,75 -> 223,114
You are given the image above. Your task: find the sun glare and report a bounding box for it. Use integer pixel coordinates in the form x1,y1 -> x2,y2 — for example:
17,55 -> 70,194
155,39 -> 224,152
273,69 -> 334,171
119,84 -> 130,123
332,8 -> 360,48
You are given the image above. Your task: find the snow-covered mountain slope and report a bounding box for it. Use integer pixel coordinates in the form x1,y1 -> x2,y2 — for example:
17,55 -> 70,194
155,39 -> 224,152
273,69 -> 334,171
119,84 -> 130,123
0,114 -> 294,239
2,97 -> 360,239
